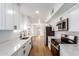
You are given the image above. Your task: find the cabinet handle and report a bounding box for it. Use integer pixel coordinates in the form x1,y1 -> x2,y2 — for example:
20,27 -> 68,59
23,50 -> 25,55
29,42 -> 31,44
14,25 -> 17,30
23,46 -> 25,48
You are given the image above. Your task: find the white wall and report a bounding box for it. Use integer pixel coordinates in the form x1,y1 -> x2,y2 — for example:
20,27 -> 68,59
31,24 -> 46,36
30,23 -> 46,45
48,4 -> 79,43
69,8 -> 79,31
23,16 -> 31,37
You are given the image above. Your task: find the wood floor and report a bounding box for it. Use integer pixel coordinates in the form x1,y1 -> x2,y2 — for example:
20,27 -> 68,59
29,36 -> 53,56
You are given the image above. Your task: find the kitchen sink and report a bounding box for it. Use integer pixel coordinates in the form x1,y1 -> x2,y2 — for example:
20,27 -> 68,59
20,37 -> 29,40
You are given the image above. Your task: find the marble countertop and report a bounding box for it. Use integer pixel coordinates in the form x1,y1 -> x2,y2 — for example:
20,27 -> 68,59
0,36 -> 31,56
48,36 -> 79,56
60,44 -> 79,56
48,36 -> 61,43
48,36 -> 61,40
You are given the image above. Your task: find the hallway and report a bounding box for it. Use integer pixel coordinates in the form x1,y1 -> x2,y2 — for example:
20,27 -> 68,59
29,36 -> 52,56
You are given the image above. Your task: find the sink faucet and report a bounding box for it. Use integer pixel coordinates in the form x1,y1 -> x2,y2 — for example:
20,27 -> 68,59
20,31 -> 26,39
20,32 -> 22,39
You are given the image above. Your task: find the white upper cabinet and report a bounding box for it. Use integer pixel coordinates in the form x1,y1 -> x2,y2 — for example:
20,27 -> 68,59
0,3 -> 2,29
0,3 -> 22,30
5,3 -> 14,30
13,4 -> 25,31
0,3 -> 14,30
0,3 -> 6,29
19,14 -> 25,31
0,3 -> 29,31
13,4 -> 21,30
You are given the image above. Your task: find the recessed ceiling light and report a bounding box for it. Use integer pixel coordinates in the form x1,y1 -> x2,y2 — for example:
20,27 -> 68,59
35,10 -> 39,14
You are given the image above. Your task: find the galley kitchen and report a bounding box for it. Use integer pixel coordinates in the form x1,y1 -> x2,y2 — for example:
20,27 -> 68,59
0,3 -> 79,56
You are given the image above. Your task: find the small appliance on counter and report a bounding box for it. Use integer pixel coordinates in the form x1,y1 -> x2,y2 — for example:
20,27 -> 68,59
56,18 -> 69,31
61,34 -> 78,44
20,31 -> 29,40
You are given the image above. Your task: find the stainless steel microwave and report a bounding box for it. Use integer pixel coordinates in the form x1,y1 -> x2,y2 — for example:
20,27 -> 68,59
57,18 -> 69,31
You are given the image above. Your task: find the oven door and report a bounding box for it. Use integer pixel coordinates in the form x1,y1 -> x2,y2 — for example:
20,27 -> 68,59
51,43 -> 59,56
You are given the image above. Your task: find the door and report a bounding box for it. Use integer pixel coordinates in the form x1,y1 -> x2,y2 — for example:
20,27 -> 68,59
32,25 -> 45,36
32,24 -> 45,45
33,25 -> 40,36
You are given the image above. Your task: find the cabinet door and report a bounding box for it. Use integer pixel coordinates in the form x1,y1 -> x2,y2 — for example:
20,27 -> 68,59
18,47 -> 25,56
13,4 -> 20,30
25,39 -> 32,56
20,15 -> 25,31
5,3 -> 14,30
0,3 -> 2,29
0,3 -> 6,29
13,4 -> 25,31
0,3 -> 15,30
0,3 -> 22,30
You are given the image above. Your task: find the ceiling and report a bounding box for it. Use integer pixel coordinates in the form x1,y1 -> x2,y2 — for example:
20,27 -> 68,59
47,3 -> 76,23
19,3 -> 55,24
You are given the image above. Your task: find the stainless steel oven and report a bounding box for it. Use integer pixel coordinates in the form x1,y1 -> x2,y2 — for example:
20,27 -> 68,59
51,39 -> 60,56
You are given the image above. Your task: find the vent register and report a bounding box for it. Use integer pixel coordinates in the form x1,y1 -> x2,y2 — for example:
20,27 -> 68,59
50,8 -> 54,15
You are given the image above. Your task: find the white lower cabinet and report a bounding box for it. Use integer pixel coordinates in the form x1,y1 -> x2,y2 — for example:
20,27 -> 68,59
17,46 -> 26,56
12,39 -> 32,56
25,39 -> 31,56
